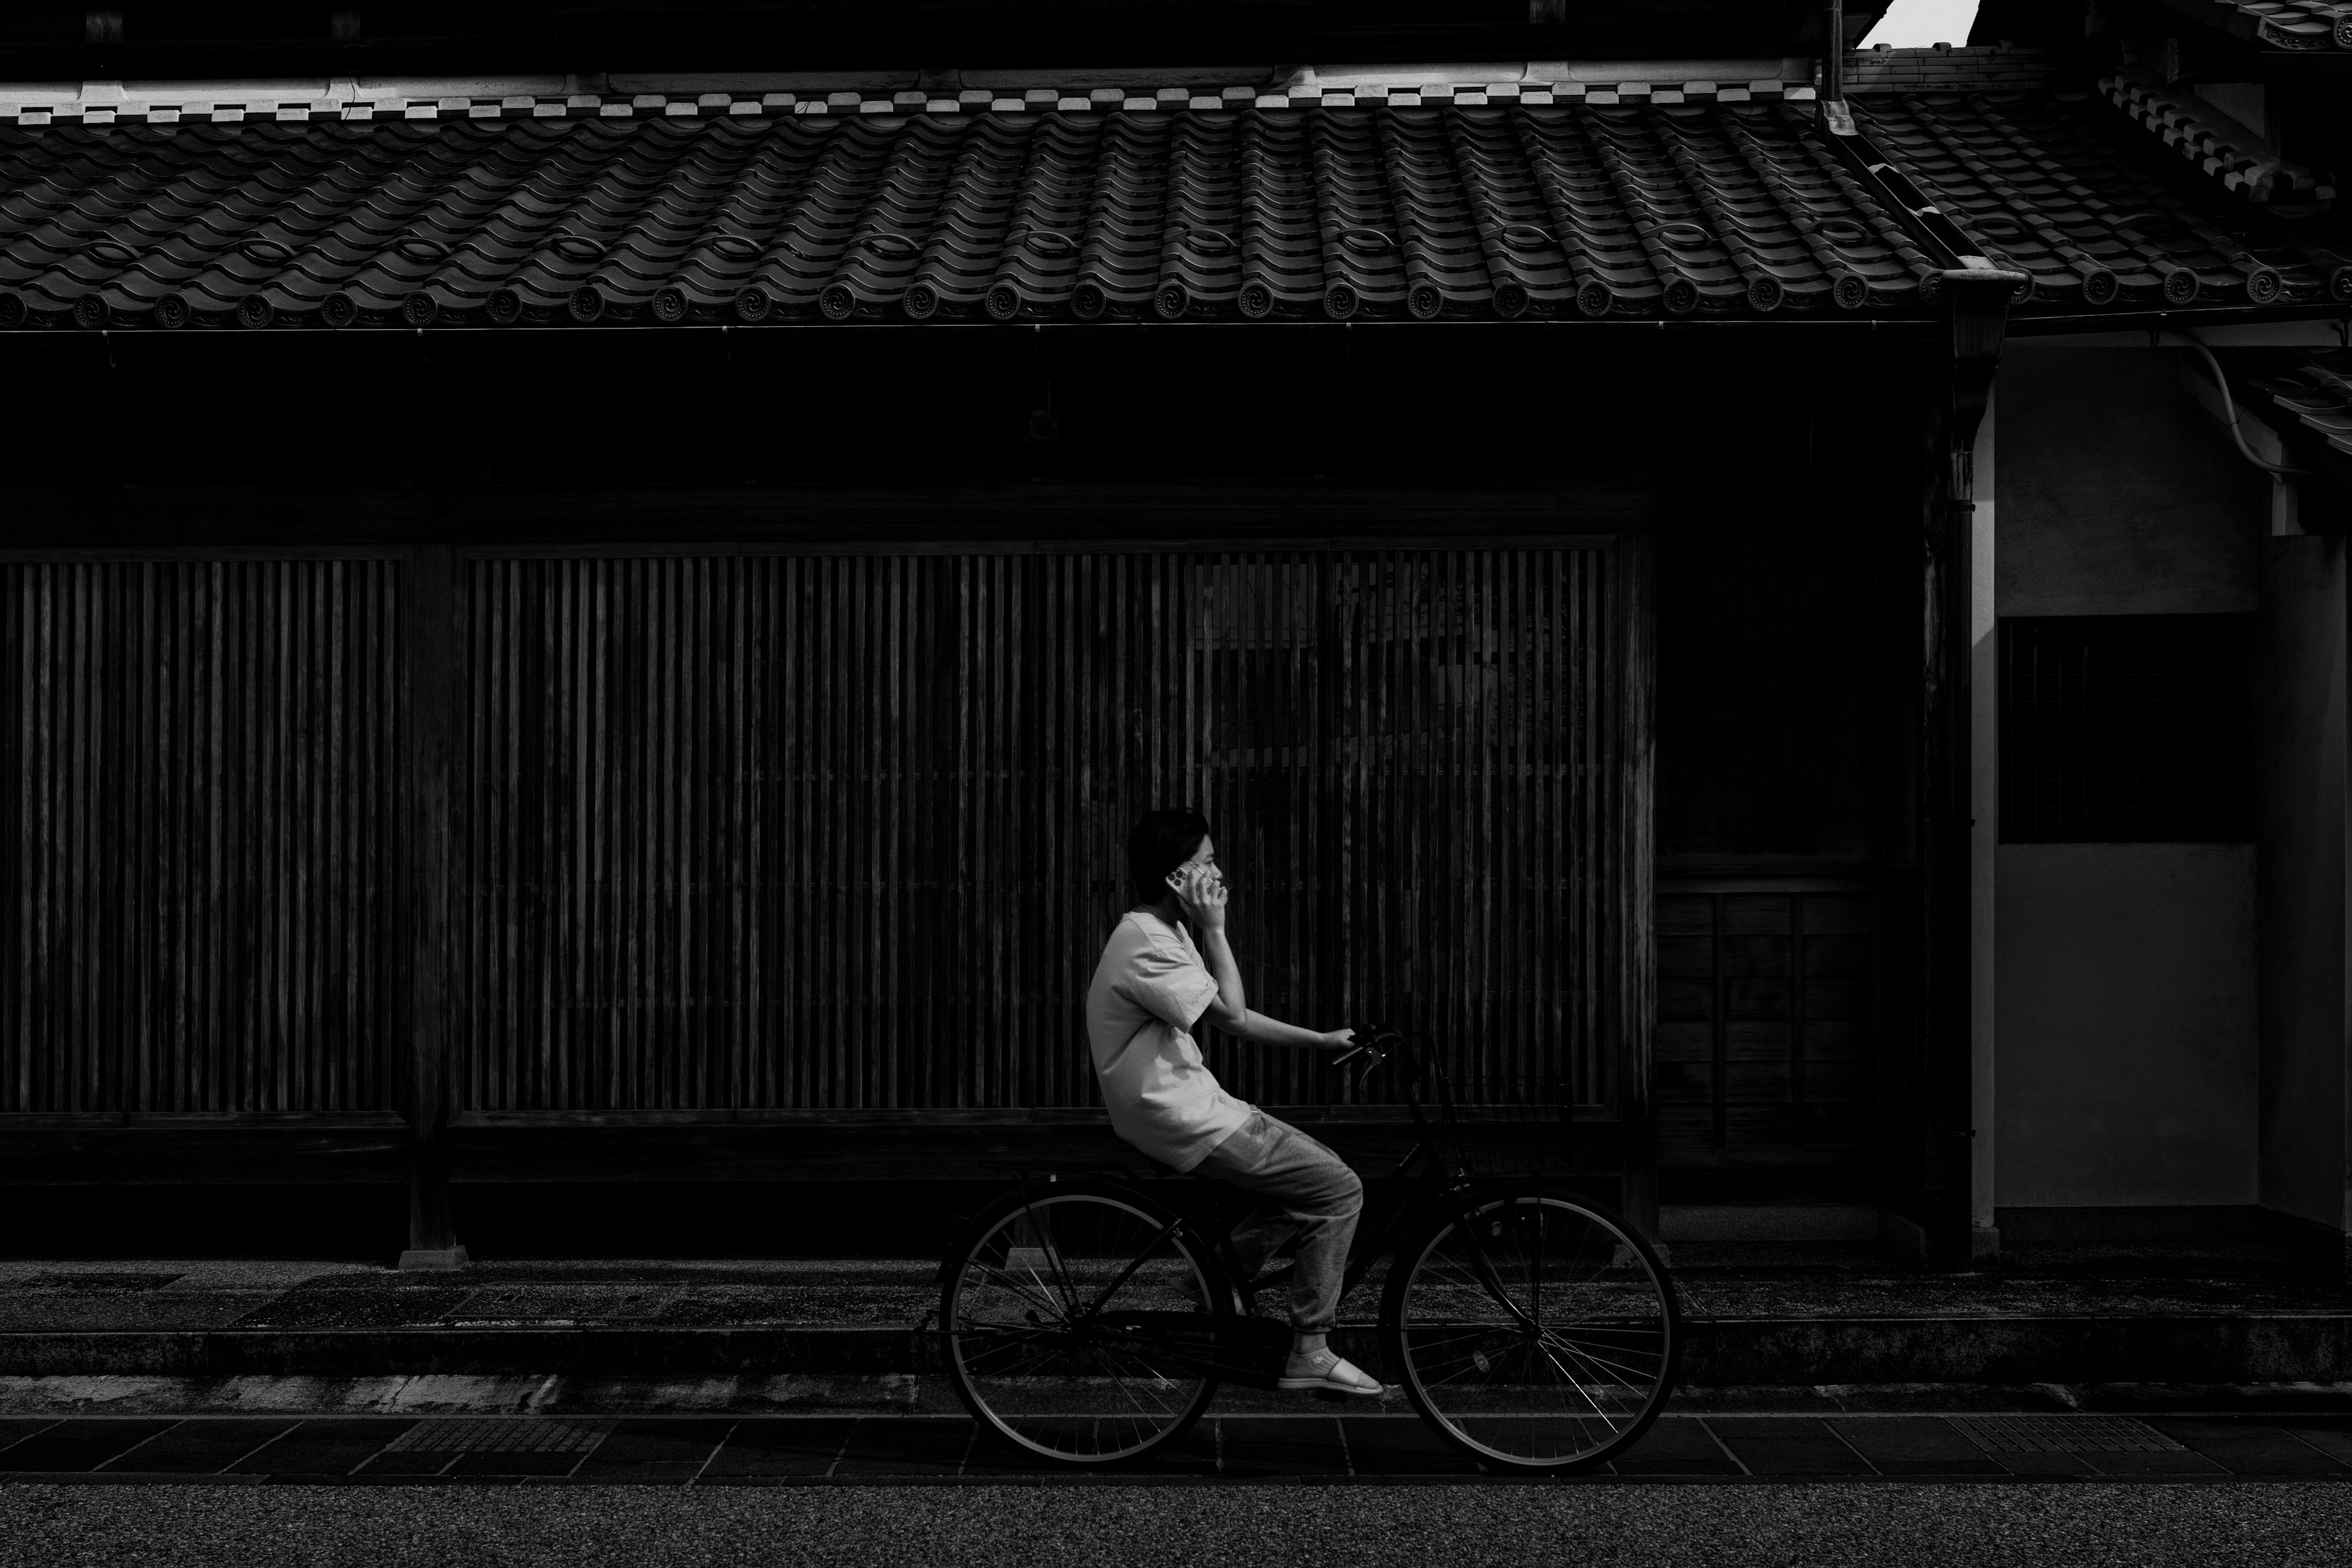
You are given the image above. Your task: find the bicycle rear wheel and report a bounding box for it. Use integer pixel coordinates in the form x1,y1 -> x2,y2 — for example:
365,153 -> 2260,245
1381,1185 -> 1681,1472
940,1180 -> 1227,1466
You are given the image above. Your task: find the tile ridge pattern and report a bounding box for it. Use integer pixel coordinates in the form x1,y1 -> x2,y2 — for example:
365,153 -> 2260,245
2099,66 -> 2334,203
1856,92 -> 2331,309
0,75 -> 1819,129
2,96 -> 2346,333
2189,0 -> 2352,51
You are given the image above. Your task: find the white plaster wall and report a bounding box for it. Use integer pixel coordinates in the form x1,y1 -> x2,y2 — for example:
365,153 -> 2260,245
1995,349 -> 2259,618
2256,535 -> 2350,1233
1994,843 -> 2259,1207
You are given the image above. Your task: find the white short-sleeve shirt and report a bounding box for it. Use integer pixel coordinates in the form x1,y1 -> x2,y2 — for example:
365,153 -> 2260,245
1085,911 -> 1253,1172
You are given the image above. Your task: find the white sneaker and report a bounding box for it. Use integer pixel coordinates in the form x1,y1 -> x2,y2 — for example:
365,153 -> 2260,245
1277,1346 -> 1383,1396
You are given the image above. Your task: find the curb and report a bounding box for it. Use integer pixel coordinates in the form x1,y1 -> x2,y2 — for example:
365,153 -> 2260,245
1681,1316 -> 2352,1385
2,1316 -> 2350,1382
0,1328 -> 925,1378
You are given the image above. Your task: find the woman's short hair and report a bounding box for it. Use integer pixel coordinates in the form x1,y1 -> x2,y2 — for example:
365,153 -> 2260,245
1128,808 -> 1212,907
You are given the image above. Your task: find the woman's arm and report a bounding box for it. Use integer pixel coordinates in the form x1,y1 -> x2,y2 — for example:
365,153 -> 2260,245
1177,865 -> 1250,1033
1177,867 -> 1350,1050
1234,1010 -> 1352,1051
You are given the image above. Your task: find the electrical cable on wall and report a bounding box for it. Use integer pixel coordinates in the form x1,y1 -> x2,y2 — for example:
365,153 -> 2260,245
2165,328 -> 2307,477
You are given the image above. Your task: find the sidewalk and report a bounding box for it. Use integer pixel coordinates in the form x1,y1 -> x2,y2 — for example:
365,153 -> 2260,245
2,1240 -> 2349,1389
5,1409 -> 2352,1485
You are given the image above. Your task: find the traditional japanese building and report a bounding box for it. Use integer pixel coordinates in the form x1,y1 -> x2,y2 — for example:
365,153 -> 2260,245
3,1 -> 2349,1278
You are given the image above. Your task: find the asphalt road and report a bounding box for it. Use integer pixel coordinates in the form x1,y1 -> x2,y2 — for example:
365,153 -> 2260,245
4,1482 -> 2351,1568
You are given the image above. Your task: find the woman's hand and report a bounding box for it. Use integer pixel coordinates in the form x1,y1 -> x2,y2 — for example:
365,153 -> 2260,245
1173,864 -> 1229,934
1319,1027 -> 1357,1052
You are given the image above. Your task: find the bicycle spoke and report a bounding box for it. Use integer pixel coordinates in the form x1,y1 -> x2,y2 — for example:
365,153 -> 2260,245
943,1188 -> 1222,1466
1532,1327 -> 1662,1388
958,1262 -> 1068,1322
1520,1336 -> 1626,1423
1392,1193 -> 1676,1471
954,1322 -> 1072,1371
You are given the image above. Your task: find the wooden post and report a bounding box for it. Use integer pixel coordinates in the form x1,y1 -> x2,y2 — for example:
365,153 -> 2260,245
399,541 -> 465,1270
1616,532 -> 1660,1245
1921,271 -> 2019,1267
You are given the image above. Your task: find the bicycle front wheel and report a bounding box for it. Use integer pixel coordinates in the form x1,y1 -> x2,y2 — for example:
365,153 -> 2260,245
940,1180 -> 1227,1467
1381,1185 -> 1682,1472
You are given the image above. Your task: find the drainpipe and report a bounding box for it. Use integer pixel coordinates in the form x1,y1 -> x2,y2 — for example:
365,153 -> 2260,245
1822,0 -> 1853,134
1801,0 -> 2029,1268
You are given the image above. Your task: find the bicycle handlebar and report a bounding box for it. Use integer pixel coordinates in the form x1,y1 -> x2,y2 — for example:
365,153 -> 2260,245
1329,1023 -> 1417,1096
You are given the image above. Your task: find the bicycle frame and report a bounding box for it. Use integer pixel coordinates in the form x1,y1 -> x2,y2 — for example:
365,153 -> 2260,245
973,1042 -> 1542,1385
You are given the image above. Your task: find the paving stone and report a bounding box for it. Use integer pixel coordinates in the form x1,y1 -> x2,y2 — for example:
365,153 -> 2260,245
1829,1417 -> 2006,1476
570,1417 -> 734,1482
0,1419 -> 180,1472
100,1418 -> 299,1475
1335,1415 -> 1478,1476
702,1417 -> 856,1479
20,1409 -> 2352,1486
351,1451 -> 459,1477
1127,1422 -> 1221,1479
229,1418 -> 417,1477
958,1428 -> 1051,1478
2270,1418 -> 2352,1465
1605,1417 -> 1743,1476
1662,1386 -> 1852,1415
831,1417 -> 974,1477
2146,1418 -> 2352,1476
1986,1450 -> 2097,1476
2076,1449 -> 2231,1477
0,1419 -> 57,1453
1706,1417 -> 1875,1476
1215,1416 -> 1350,1477
1951,1414 -> 2189,1453
445,1449 -> 590,1477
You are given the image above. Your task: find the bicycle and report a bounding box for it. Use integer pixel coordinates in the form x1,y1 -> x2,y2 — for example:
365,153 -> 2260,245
933,1026 -> 1684,1473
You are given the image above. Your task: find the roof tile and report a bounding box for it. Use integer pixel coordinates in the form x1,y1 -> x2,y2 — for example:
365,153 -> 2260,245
1,96 -> 2344,333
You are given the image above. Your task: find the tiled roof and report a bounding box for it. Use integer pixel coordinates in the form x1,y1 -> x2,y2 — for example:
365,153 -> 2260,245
2250,354 -> 2352,453
2,89 -> 2345,333
2100,68 -> 2332,203
2185,0 -> 2352,50
0,69 -> 1825,126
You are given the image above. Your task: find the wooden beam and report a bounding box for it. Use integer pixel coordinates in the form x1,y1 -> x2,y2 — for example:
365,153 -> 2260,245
1615,532 -> 1662,1245
443,1120 -> 1629,1185
0,1128 -> 410,1184
0,1115 -> 1628,1185
0,480 -> 1659,551
1932,272 -> 2018,1267
399,541 -> 465,1269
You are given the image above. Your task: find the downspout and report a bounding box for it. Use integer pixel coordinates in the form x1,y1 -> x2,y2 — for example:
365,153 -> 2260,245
1809,2 -> 2026,1267
1822,0 -> 1852,135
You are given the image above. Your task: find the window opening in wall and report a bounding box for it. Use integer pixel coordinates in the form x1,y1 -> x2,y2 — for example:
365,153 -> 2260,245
1998,614 -> 2251,843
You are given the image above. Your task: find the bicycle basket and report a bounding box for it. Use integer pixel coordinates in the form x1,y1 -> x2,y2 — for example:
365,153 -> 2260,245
1425,1069 -> 1577,1180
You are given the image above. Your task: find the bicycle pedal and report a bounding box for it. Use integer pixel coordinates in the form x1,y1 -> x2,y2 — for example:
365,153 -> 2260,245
1313,1389 -> 1349,1405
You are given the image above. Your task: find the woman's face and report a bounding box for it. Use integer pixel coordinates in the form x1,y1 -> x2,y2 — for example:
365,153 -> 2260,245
1175,836 -> 1221,892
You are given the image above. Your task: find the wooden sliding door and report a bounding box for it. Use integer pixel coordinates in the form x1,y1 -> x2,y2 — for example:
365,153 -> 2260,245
454,541 -> 1648,1121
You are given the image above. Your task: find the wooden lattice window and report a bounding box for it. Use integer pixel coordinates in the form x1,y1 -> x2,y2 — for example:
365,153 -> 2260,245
456,545 -> 1640,1116
1999,615 -> 2250,843
1655,883 -> 1878,1163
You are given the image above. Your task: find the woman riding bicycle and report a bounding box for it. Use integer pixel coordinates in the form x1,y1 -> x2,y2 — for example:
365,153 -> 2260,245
1083,807 -> 1384,1398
